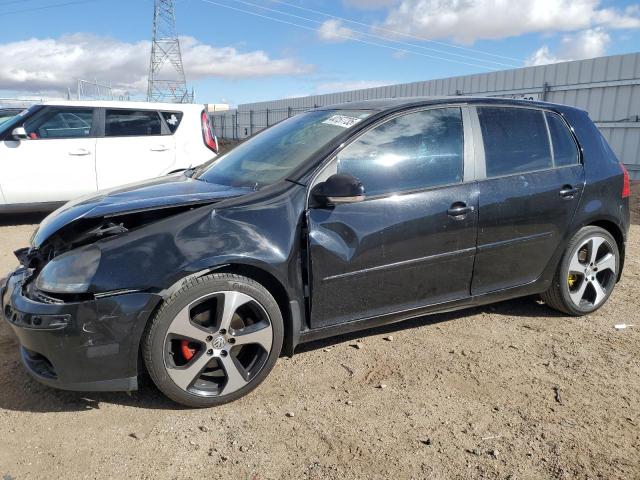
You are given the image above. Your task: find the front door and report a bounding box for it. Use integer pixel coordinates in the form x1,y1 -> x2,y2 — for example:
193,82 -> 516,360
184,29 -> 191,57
471,106 -> 585,294
95,108 -> 176,190
0,106 -> 98,205
307,107 -> 478,328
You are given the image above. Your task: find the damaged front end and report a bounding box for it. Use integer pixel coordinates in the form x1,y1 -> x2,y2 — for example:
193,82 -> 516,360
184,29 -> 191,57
1,175 -> 266,392
16,203 -> 217,304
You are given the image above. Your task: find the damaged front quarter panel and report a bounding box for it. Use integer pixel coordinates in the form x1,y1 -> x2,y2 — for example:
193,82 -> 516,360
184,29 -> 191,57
19,175 -> 255,289
85,184 -> 308,301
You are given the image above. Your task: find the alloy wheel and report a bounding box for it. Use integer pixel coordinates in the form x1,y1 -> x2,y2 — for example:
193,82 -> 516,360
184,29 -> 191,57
162,291 -> 273,397
566,235 -> 617,310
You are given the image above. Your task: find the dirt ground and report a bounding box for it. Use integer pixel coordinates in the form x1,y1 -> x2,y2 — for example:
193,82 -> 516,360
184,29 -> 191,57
631,181 -> 640,225
1,196 -> 639,479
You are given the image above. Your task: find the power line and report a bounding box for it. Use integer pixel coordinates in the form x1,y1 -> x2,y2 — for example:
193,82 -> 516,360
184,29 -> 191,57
3,0 -> 101,16
199,0 -> 501,71
269,0 -> 523,64
228,0 -> 519,68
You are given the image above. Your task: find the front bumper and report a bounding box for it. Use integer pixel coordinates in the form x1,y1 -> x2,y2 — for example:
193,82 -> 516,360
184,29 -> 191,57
1,269 -> 162,392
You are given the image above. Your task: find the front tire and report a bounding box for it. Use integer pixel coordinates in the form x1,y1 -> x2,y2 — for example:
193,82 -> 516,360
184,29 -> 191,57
143,273 -> 284,407
542,226 -> 619,316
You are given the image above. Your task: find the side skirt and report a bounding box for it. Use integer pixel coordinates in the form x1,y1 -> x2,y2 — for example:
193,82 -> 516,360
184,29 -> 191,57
297,279 -> 550,346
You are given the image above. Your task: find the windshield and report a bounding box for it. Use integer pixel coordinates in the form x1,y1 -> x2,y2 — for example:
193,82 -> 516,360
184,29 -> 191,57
0,106 -> 40,136
197,109 -> 373,188
0,112 -> 18,125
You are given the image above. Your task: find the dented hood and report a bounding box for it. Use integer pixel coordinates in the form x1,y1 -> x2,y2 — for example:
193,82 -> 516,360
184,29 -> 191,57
32,174 -> 252,248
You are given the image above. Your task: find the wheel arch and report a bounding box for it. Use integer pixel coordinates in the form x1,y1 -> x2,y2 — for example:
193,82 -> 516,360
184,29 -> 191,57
141,262 -> 300,365
585,219 -> 625,281
210,263 -> 299,357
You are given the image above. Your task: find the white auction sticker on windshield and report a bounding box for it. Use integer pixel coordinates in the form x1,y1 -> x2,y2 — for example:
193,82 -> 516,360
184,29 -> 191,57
322,115 -> 363,129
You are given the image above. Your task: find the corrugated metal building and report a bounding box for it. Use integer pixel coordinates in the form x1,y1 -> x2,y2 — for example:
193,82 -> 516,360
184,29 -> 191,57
210,52 -> 640,178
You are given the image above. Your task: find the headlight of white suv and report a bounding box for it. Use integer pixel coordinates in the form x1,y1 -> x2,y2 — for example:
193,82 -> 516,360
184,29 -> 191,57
35,245 -> 101,294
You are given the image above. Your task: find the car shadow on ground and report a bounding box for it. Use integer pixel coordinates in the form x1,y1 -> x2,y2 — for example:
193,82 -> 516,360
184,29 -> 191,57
0,212 -> 49,227
0,296 -> 564,413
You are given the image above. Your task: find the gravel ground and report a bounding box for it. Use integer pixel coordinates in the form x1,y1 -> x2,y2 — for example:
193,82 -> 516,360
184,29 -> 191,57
1,203 -> 639,479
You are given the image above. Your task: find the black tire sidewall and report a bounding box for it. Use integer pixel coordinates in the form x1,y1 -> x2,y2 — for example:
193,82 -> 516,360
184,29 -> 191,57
557,227 -> 619,315
143,274 -> 284,408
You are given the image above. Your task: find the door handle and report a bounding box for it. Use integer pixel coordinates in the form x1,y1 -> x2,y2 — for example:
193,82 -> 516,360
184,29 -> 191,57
150,145 -> 169,152
559,185 -> 578,199
68,148 -> 91,156
447,202 -> 474,218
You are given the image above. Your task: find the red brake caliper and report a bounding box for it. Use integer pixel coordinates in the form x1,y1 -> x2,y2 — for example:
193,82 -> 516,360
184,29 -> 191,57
180,340 -> 196,361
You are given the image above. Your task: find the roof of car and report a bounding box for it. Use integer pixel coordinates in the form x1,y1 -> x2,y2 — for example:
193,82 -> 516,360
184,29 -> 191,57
317,96 -> 584,114
39,100 -> 205,111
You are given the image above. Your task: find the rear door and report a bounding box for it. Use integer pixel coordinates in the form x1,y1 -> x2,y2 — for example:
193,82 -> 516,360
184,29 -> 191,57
0,106 -> 98,205
307,106 -> 478,328
95,108 -> 176,190
471,106 -> 584,295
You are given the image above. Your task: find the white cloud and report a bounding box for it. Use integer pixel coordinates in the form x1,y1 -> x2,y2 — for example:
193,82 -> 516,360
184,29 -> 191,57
0,34 -> 313,95
379,0 -> 640,44
526,28 -> 611,65
317,19 -> 361,42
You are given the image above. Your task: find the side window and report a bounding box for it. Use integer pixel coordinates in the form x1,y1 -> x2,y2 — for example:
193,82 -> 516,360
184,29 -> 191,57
161,111 -> 184,133
478,107 -> 552,177
335,108 -> 464,196
24,108 -> 94,139
105,110 -> 162,137
546,112 -> 579,167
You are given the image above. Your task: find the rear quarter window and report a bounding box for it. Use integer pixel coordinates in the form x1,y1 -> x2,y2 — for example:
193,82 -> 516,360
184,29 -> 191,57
546,112 -> 579,167
161,111 -> 184,134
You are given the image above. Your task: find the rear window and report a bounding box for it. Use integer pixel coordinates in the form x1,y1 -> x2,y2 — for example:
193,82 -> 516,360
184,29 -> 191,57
478,107 -> 552,177
161,111 -> 183,133
105,109 -> 162,137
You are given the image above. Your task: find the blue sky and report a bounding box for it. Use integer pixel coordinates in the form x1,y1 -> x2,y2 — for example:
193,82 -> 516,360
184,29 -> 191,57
1,0 -> 639,105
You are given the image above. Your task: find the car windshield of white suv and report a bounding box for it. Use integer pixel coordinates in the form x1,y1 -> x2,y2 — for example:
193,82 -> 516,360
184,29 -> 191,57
196,110 -> 373,188
0,106 -> 40,136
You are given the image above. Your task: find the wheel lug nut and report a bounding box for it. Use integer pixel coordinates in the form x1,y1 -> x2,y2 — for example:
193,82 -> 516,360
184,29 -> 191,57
220,350 -> 228,357
207,349 -> 213,356
206,336 -> 213,342
228,338 -> 236,344
219,329 -> 226,335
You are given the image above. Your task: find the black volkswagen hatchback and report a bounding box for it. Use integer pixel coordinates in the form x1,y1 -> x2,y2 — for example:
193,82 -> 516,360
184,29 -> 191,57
2,97 -> 631,407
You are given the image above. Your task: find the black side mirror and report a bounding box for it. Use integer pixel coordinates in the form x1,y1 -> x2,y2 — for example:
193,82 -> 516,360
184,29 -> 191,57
312,173 -> 365,206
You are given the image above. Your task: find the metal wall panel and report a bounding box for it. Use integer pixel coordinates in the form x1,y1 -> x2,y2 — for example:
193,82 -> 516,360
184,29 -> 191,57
210,53 -> 640,177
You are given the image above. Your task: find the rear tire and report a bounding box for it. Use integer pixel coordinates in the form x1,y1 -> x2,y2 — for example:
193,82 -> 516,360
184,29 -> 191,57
143,273 -> 283,408
542,226 -> 619,316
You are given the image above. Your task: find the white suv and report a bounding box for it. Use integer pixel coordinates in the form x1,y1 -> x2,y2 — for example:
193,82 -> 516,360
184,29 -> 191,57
0,100 -> 218,212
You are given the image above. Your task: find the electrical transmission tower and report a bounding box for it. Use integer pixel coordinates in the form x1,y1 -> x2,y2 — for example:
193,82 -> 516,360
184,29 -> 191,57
147,0 -> 193,103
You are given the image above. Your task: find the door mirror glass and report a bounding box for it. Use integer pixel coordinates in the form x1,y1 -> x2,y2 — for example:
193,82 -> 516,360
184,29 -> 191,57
11,127 -> 28,141
312,173 -> 365,206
